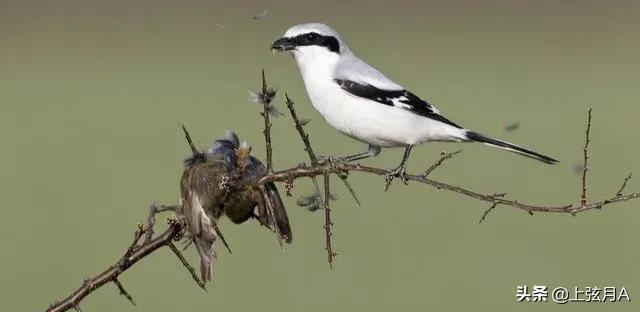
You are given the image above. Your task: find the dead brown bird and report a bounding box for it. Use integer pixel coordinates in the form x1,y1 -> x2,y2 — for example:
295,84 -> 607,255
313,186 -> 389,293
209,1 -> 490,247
178,129 -> 292,282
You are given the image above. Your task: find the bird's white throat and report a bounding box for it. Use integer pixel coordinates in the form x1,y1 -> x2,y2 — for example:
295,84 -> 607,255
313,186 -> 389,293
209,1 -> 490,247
292,46 -> 340,80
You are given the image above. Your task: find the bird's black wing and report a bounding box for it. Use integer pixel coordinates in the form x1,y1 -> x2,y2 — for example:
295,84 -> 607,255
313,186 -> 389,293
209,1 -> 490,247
334,79 -> 462,129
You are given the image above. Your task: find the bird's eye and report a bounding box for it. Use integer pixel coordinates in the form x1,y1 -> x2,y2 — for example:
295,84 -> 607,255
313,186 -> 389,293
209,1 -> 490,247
306,33 -> 318,41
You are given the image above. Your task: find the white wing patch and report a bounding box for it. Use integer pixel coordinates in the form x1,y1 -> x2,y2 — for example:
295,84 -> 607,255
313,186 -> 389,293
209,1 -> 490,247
389,96 -> 410,109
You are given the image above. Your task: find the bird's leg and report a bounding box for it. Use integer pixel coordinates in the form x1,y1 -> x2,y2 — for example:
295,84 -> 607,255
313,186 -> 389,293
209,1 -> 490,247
342,145 -> 382,162
320,145 -> 381,163
384,145 -> 413,191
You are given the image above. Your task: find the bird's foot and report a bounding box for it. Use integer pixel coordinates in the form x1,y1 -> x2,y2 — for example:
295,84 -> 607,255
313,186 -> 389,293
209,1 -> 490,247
384,165 -> 408,192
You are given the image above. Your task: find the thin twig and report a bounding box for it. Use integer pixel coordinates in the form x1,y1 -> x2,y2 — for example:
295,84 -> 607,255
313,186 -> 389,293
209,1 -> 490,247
142,204 -> 176,245
211,221 -> 232,254
323,173 -> 337,268
423,150 -> 463,177
45,220 -> 185,312
181,124 -> 199,156
616,173 -> 632,197
478,203 -> 498,225
581,108 -> 592,207
113,278 -> 136,307
285,93 -> 323,205
125,223 -> 145,258
478,193 -> 506,224
167,241 -> 207,290
257,71 -> 288,247
285,94 -> 318,164
261,69 -> 274,172
336,174 -> 360,206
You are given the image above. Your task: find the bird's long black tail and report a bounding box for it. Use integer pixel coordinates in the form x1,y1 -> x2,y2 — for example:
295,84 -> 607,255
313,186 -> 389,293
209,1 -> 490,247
465,130 -> 558,165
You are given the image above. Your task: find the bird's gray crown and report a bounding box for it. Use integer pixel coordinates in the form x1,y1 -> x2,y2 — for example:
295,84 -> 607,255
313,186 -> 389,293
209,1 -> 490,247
284,23 -> 340,38
277,23 -> 345,54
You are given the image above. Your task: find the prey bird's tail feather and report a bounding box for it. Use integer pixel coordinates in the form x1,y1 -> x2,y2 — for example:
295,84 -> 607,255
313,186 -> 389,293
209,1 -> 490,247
464,130 -> 558,165
263,182 -> 293,243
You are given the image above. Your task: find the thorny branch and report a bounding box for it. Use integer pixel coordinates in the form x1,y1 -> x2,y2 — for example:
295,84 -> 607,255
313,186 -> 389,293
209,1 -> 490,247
44,72 -> 639,311
45,206 -> 205,312
581,108 -> 593,207
323,173 -> 337,267
285,93 -> 319,165
259,154 -> 638,215
283,94 -> 338,267
284,93 -> 323,203
423,150 -> 462,177
259,69 -> 276,172
283,94 -> 364,266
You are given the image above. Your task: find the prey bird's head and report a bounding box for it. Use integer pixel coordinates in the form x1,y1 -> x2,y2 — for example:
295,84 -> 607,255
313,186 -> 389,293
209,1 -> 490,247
272,23 -> 347,69
235,141 -> 252,171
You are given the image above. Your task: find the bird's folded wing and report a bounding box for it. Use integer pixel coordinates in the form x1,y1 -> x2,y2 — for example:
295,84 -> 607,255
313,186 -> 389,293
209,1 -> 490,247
334,78 -> 462,129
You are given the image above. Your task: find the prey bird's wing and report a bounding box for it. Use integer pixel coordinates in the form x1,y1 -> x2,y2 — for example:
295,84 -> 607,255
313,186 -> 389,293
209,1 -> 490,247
334,78 -> 462,129
247,156 -> 293,243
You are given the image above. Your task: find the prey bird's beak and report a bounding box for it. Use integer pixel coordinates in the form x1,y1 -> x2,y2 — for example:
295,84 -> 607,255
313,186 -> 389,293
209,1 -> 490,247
271,37 -> 296,52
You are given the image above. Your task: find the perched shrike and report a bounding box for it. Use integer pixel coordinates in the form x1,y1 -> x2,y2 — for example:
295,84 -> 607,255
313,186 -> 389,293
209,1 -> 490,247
271,23 -> 557,184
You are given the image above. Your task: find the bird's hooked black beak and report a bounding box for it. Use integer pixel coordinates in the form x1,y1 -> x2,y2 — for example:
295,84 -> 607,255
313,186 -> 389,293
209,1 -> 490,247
271,37 -> 296,52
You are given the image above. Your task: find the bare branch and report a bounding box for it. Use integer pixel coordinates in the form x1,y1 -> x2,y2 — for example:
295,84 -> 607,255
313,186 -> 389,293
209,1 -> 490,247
284,93 -> 324,207
478,203 -> 498,225
478,193 -> 506,224
181,124 -> 199,156
45,219 -> 184,312
616,173 -> 632,197
211,221 -> 232,254
113,278 -> 136,307
336,174 -> 360,206
323,173 -> 337,268
142,204 -> 176,245
262,159 -> 638,215
423,150 -> 462,177
285,94 -> 319,164
261,69 -> 274,171
125,223 -> 145,258
581,108 -> 593,207
167,241 -> 207,290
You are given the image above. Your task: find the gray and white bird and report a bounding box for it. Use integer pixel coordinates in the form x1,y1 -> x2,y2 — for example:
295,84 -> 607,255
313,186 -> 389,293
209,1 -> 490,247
271,23 -> 557,185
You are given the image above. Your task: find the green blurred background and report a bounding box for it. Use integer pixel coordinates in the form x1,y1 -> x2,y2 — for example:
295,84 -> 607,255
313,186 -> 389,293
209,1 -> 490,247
1,0 -> 638,310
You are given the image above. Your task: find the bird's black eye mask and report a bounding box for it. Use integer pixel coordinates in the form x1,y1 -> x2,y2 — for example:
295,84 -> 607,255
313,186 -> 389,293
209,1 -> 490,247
292,32 -> 340,53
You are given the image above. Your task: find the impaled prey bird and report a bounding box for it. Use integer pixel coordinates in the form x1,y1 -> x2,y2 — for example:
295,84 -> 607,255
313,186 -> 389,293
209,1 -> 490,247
179,130 -> 292,282
271,23 -> 557,187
